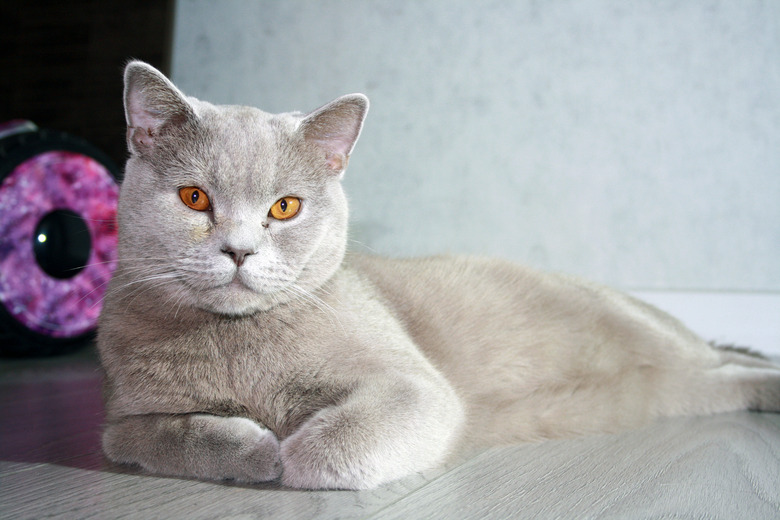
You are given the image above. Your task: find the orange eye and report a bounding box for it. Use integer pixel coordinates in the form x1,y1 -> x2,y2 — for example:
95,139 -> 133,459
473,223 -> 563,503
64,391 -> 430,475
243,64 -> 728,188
179,187 -> 211,211
269,197 -> 301,220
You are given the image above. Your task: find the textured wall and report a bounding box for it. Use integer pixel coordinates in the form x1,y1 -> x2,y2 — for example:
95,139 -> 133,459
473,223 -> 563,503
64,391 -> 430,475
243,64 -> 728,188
171,0 -> 780,291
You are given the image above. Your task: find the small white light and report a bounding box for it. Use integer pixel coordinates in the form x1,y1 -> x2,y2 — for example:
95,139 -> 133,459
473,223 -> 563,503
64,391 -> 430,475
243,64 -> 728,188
37,234 -> 47,243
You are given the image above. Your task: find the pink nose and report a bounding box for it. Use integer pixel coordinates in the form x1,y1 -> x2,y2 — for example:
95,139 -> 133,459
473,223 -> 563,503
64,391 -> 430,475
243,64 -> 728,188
221,247 -> 254,267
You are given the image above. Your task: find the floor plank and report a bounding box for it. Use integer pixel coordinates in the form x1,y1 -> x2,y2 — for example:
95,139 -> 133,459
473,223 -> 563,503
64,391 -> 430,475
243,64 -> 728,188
368,413 -> 780,519
0,460 -> 448,519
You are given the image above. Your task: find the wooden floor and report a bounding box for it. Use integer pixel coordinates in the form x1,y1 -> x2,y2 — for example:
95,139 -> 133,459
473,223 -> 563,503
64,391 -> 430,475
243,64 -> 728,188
2,345 -> 780,519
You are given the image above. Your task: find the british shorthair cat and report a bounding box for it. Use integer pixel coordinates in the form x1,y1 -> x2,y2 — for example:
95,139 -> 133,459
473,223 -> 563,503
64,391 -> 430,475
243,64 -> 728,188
98,61 -> 780,490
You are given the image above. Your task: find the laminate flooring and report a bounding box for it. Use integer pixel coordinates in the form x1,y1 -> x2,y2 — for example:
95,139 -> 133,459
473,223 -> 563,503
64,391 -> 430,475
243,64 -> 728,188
2,346 -> 779,519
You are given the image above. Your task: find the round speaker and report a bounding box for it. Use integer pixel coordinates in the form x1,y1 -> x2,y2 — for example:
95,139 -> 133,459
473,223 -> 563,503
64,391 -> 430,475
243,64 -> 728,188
0,121 -> 120,356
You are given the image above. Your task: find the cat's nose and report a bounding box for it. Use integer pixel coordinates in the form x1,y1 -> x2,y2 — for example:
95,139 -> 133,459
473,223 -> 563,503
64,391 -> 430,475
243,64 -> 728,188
221,247 -> 254,267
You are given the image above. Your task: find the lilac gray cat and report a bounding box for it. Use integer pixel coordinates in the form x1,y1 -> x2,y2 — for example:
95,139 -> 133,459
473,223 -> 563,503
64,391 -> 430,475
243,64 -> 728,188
98,61 -> 780,490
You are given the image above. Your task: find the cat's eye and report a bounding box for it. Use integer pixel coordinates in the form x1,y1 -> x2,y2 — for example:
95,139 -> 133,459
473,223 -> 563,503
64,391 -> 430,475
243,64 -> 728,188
179,187 -> 211,211
269,197 -> 301,220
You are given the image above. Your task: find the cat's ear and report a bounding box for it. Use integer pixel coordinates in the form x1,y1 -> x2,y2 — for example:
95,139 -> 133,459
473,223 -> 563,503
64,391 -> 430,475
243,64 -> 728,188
123,60 -> 196,155
299,94 -> 369,174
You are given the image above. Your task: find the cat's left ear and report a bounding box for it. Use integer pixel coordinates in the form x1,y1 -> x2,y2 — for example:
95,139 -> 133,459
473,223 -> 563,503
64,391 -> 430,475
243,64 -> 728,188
299,94 -> 369,174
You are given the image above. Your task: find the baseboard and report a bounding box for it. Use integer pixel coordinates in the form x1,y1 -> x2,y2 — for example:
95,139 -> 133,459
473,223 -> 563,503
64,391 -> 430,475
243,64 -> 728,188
631,291 -> 780,357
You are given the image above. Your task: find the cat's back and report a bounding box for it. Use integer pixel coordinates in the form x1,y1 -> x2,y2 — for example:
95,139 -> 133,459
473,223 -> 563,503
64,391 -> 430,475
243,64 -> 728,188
346,254 -> 572,369
347,252 -> 588,329
346,253 -> 712,392
347,253 -> 549,323
347,253 -> 722,447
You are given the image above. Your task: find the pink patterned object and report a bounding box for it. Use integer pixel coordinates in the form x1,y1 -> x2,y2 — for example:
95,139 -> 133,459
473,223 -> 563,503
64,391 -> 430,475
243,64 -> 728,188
0,150 -> 119,338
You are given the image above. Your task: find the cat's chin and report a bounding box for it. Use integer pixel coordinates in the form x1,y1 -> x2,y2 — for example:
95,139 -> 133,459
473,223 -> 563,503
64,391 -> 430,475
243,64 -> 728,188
198,298 -> 275,317
193,276 -> 312,317
201,303 -> 269,317
196,287 -> 279,317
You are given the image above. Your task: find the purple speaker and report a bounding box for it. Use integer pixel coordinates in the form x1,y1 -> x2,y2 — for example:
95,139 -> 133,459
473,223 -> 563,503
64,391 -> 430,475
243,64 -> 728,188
0,121 -> 120,356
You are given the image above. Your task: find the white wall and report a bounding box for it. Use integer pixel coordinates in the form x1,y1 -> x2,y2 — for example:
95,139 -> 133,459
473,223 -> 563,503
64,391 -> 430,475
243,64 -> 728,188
171,0 -> 780,295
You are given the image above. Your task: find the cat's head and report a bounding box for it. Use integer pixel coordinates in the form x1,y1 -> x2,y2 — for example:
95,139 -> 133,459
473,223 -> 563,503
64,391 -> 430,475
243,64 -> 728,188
116,61 -> 368,316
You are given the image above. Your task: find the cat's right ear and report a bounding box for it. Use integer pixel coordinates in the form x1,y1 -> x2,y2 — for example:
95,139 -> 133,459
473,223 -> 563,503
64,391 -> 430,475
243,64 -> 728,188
123,61 -> 195,156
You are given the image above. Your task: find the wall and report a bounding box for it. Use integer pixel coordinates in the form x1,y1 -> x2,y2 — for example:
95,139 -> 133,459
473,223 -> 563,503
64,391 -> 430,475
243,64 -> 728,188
170,0 -> 779,294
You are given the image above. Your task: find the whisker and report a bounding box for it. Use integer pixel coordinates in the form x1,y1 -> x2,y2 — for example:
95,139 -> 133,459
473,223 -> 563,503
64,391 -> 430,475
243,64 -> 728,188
121,279 -> 182,314
79,279 -> 112,310
348,238 -> 378,254
111,272 -> 182,311
286,283 -> 345,335
79,265 -> 178,312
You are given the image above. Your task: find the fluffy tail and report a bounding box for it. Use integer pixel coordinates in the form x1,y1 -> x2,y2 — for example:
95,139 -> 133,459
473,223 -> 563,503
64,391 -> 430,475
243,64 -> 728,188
704,345 -> 780,413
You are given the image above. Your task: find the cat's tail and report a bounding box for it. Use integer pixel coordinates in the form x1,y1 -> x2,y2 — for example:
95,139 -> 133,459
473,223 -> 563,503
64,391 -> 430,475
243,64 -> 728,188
688,344 -> 780,414
711,342 -> 777,367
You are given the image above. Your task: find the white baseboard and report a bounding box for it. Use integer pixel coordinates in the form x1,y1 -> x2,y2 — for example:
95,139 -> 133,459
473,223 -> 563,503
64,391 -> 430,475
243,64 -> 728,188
631,291 -> 780,357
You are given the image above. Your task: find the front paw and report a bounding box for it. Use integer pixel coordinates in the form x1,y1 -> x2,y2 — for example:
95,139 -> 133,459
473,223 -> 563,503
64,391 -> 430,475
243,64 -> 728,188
104,414 -> 283,483
278,412 -> 393,490
204,416 -> 283,483
280,426 -> 363,490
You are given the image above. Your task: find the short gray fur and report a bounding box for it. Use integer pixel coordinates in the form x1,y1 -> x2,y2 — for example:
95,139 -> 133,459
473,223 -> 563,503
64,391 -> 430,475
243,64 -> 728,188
97,62 -> 780,490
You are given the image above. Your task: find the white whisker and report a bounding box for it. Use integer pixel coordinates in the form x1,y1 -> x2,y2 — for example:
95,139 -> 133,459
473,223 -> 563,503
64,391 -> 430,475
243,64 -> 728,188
348,238 -> 378,254
285,283 -> 345,335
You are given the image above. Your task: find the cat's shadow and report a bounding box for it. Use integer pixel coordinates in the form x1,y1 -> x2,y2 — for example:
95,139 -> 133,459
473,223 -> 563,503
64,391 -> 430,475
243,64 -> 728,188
105,459 -> 294,491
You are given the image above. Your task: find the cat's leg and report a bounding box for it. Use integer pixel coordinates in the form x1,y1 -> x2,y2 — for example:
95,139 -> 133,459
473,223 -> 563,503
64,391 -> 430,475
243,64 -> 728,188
279,373 -> 464,490
103,414 -> 282,482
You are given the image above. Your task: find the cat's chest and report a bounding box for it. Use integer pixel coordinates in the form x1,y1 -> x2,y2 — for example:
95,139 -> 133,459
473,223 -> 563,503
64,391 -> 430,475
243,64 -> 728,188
146,312 -> 354,438
105,269 -> 404,436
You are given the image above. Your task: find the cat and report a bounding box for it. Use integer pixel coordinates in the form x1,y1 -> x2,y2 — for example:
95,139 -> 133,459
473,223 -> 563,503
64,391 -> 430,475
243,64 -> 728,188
98,60 -> 780,490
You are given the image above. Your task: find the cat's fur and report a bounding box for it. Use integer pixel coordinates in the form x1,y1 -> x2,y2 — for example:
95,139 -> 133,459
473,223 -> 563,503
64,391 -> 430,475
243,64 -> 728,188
98,61 -> 780,490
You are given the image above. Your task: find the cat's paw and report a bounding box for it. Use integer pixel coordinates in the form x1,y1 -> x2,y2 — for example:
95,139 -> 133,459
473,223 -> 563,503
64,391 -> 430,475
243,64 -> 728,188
218,416 -> 283,482
280,428 -> 368,489
192,415 -> 282,483
278,412 -> 396,490
103,414 -> 283,483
